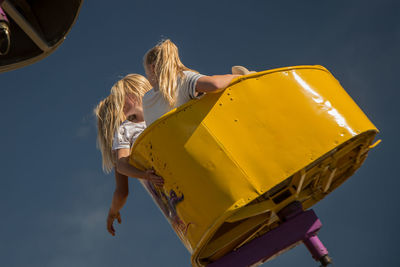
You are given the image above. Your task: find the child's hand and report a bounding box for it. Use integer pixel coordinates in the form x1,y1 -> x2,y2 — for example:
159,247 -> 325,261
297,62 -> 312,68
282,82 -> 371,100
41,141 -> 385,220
231,66 -> 256,75
145,169 -> 164,187
107,210 -> 121,236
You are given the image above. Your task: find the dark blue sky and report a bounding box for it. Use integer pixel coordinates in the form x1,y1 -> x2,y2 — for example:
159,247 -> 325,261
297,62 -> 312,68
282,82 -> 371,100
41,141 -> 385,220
0,0 -> 399,266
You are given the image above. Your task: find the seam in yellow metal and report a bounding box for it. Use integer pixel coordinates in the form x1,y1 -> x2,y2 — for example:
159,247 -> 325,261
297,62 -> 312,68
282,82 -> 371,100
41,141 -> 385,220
200,122 -> 262,195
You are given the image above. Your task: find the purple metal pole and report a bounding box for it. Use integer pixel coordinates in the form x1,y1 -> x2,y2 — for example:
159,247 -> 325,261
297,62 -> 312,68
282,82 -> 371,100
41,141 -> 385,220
303,234 -> 329,261
280,202 -> 332,266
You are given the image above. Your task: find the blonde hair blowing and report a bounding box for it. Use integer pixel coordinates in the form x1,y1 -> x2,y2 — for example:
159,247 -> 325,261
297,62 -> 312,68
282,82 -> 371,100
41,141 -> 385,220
144,39 -> 197,107
94,74 -> 151,173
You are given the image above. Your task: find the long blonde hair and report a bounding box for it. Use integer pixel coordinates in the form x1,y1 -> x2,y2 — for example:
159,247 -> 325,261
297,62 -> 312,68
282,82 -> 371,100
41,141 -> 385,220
94,74 -> 151,173
144,39 -> 197,107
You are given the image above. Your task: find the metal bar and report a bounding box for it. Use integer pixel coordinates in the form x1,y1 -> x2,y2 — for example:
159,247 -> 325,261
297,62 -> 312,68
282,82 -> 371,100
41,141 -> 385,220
296,169 -> 306,196
323,168 -> 336,193
2,0 -> 50,51
234,223 -> 269,251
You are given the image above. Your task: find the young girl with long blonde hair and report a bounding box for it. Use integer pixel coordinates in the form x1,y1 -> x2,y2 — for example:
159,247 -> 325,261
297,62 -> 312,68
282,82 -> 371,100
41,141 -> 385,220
94,74 -> 163,236
142,39 -> 247,125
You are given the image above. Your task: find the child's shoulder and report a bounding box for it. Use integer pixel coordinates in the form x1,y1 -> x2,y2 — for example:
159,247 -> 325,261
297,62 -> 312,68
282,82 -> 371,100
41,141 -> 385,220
143,88 -> 160,103
144,88 -> 156,97
182,70 -> 204,81
182,70 -> 200,76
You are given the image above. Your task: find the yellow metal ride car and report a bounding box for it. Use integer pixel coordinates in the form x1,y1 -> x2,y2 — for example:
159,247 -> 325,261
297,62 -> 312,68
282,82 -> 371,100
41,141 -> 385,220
129,65 -> 379,267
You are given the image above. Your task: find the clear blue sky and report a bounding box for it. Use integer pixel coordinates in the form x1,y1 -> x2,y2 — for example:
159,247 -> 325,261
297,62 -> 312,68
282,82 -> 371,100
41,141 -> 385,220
0,0 -> 398,266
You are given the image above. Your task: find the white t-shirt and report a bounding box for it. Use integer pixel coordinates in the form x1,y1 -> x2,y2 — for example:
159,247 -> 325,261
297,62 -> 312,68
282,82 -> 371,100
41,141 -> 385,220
143,71 -> 204,125
112,120 -> 146,150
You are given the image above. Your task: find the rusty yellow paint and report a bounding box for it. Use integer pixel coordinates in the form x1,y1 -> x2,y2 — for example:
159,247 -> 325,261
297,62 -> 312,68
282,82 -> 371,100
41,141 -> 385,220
129,65 -> 378,266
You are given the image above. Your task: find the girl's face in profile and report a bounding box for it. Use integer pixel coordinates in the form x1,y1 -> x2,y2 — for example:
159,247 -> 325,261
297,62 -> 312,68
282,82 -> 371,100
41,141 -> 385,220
123,94 -> 143,119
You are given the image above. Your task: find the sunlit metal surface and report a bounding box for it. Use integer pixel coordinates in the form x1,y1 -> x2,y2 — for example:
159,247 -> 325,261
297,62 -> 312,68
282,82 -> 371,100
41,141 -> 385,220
292,71 -> 357,136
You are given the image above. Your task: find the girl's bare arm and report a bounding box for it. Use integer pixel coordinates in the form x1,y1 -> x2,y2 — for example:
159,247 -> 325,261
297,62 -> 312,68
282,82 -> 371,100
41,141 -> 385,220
107,170 -> 129,236
196,74 -> 241,93
115,148 -> 164,186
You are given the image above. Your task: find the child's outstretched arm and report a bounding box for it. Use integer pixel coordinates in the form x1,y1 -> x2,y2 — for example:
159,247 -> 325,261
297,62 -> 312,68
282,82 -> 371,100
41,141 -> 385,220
107,170 -> 129,236
196,74 -> 241,93
115,148 -> 164,187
